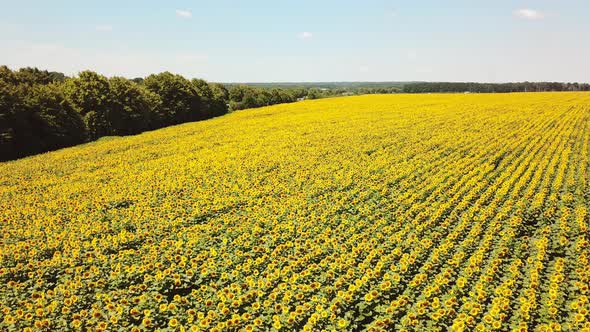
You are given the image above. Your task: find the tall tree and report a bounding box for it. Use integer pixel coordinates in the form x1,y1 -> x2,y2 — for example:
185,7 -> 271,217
209,83 -> 230,116
15,67 -> 66,86
62,71 -> 113,139
109,77 -> 161,134
143,72 -> 201,127
0,80 -> 23,160
23,83 -> 86,152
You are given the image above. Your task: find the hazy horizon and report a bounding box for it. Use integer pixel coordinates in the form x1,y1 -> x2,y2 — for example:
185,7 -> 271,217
2,0 -> 589,83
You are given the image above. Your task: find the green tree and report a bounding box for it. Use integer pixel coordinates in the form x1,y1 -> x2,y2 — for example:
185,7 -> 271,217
62,71 -> 113,139
0,80 -> 22,160
209,83 -> 229,116
228,85 -> 259,110
15,67 -> 65,86
0,81 -> 85,161
191,78 -> 214,119
0,65 -> 18,85
109,77 -> 161,134
23,83 -> 86,151
144,72 -> 201,127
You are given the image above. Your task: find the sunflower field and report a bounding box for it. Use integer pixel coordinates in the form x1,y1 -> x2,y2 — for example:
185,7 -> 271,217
1,93 -> 589,331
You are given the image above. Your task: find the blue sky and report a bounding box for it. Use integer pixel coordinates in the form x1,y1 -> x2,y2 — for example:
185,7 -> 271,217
1,0 -> 589,82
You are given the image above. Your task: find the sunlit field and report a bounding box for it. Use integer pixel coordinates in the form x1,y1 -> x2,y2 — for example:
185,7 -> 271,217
1,93 -> 589,331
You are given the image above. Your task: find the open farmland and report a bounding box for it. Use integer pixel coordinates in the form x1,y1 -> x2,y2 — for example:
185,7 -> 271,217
1,93 -> 589,331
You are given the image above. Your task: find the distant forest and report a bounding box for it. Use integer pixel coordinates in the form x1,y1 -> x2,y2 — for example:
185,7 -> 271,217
402,81 -> 590,93
234,81 -> 590,93
1,65 -> 589,161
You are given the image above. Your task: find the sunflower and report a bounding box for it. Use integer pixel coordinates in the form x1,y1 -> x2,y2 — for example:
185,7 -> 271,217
338,318 -> 348,328
169,318 -> 179,328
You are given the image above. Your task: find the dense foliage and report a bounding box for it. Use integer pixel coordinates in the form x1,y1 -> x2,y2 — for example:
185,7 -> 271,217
0,70 -> 85,160
1,93 -> 589,331
0,66 -> 233,161
227,85 -> 302,111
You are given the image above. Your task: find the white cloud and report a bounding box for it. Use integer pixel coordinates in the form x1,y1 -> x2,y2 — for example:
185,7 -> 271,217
514,8 -> 545,20
176,9 -> 192,19
95,25 -> 113,32
359,65 -> 369,73
298,32 -> 313,39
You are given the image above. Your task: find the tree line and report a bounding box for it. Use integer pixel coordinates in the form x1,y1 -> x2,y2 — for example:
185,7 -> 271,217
402,82 -> 590,93
0,67 -> 319,161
